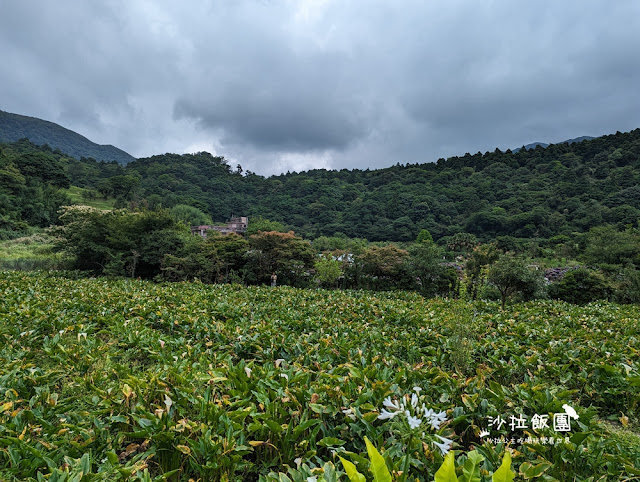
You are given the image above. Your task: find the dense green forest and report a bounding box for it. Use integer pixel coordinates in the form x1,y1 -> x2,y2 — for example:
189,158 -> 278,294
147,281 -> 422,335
0,110 -> 135,164
2,128 -> 640,241
3,127 -> 640,245
246,129 -> 640,242
1,130 -> 639,241
94,130 -> 640,243
0,139 -> 129,236
2,128 -> 640,304
46,126 -> 640,243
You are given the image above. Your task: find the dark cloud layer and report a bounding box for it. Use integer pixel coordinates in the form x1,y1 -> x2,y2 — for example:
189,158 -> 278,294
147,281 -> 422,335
1,1 -> 639,175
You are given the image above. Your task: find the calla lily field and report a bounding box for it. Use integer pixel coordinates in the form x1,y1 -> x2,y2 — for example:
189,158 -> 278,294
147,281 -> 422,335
0,271 -> 639,480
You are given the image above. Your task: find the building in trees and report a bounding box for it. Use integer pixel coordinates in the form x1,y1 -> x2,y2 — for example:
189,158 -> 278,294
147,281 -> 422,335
191,216 -> 248,237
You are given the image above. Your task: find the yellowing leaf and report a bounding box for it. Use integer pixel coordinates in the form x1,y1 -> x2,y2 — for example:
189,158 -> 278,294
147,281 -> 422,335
364,436 -> 391,482
492,451 -> 515,482
519,460 -> 552,479
434,451 -> 457,482
339,456 -> 366,482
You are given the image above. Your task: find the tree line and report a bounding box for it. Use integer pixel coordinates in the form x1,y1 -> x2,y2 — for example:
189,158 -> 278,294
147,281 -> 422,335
49,205 -> 640,306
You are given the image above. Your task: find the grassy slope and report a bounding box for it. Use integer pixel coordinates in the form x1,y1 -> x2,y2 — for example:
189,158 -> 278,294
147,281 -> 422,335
64,186 -> 116,210
0,234 -> 67,269
0,189 -> 110,268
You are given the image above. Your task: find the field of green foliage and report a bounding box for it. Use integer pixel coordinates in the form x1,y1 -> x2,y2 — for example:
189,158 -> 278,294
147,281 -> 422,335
1,271 -> 639,481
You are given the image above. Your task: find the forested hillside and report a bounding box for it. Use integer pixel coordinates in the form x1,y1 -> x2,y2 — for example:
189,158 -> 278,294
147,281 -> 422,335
0,139 -> 128,237
0,140 -> 71,235
0,110 -> 135,164
2,128 -> 640,246
122,129 -> 640,243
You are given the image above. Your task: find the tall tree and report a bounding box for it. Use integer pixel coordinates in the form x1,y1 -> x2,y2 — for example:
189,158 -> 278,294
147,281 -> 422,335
488,254 -> 542,309
357,244 -> 410,290
405,241 -> 448,297
246,231 -> 314,287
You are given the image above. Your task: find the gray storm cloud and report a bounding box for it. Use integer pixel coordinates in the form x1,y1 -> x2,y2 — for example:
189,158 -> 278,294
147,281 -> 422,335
1,0 -> 639,175
172,51 -> 376,151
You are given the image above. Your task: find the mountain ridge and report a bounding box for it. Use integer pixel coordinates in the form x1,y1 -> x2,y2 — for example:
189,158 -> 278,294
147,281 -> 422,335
0,108 -> 609,172
513,136 -> 596,153
0,110 -> 135,164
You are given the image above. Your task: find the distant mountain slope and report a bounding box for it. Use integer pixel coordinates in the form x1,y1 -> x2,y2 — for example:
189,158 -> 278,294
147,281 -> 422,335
0,110 -> 135,164
120,128 -> 640,243
519,141 -> 549,151
565,135 -> 596,144
513,136 -> 596,153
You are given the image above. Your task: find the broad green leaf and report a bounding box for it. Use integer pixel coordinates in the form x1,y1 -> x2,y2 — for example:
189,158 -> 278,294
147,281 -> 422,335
339,456 -> 366,482
105,451 -> 119,464
492,451 -> 515,482
569,432 -> 590,446
318,437 -> 346,447
518,462 -> 532,475
364,436 -> 392,482
265,419 -> 283,434
362,412 -> 380,423
160,469 -> 181,479
434,451 -> 457,482
323,461 -> 338,482
341,450 -> 370,468
458,450 -> 484,482
293,418 -> 321,436
310,403 -> 328,413
519,461 -> 552,479
79,453 -> 91,475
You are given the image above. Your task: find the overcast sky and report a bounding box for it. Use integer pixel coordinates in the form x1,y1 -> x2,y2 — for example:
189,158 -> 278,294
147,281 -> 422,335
1,1 -> 639,175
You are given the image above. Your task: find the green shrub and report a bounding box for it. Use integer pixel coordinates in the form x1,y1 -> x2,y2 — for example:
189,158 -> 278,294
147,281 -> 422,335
548,268 -> 614,304
614,266 -> 640,304
487,254 -> 545,309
